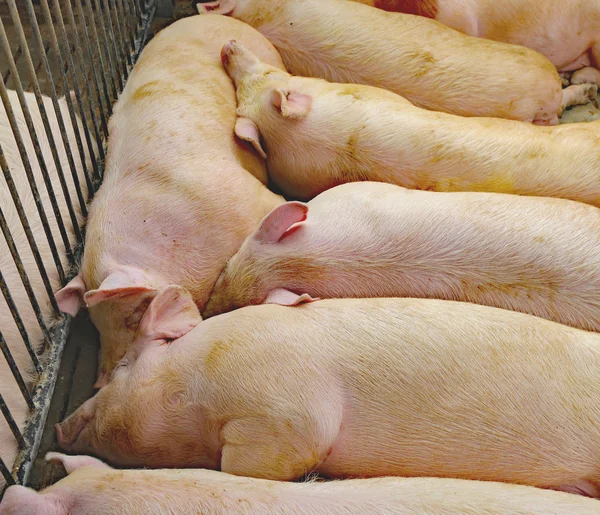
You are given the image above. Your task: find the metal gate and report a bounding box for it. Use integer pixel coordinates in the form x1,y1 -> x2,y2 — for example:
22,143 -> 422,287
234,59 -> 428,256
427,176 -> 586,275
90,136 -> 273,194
0,0 -> 162,494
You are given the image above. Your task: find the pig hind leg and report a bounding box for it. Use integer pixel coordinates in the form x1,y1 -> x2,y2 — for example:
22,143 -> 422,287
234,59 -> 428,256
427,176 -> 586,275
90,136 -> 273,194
559,83 -> 598,115
571,67 -> 600,88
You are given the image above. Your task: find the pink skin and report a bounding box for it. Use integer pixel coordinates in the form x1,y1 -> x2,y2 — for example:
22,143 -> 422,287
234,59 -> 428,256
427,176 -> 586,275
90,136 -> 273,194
203,183 -> 600,332
198,0 -> 589,124
352,0 -> 600,78
54,15 -> 285,386
4,454 -> 600,514
56,287 -> 600,494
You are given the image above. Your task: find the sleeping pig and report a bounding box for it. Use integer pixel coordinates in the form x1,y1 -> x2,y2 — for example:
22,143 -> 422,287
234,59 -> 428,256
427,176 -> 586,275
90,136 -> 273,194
198,0 -> 596,124
2,453 -> 600,514
56,289 -> 600,496
203,182 -> 600,331
350,0 -> 600,87
54,15 -> 285,387
219,40 -> 600,205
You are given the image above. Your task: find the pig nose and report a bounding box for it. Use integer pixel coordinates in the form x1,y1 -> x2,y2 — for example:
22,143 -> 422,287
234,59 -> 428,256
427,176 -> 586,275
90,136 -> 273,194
220,40 -> 238,67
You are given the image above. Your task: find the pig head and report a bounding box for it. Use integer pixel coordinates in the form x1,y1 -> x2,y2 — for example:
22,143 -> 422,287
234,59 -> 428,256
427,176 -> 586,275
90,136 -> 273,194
55,285 -> 219,469
204,202 -> 317,318
55,267 -> 162,388
220,40 -> 314,168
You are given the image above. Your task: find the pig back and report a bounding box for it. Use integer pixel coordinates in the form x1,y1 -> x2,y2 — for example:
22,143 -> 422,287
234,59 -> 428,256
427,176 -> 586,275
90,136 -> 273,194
196,298 -> 600,485
81,15 -> 285,307
248,0 -> 561,121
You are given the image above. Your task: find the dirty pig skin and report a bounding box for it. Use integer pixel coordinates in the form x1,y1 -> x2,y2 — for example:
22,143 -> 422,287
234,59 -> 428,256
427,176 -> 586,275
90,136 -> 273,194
57,290 -> 600,497
220,41 -> 600,206
54,15 -> 285,387
351,0 -> 600,88
199,0 -> 595,123
203,182 -> 600,332
3,453 -> 600,515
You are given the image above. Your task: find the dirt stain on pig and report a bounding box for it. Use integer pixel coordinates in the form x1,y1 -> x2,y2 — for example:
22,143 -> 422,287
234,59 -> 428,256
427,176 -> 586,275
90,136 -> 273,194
411,51 -> 436,78
204,339 -> 234,377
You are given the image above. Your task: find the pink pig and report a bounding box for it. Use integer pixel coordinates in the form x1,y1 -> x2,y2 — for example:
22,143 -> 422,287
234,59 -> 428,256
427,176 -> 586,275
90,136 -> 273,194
56,289 -> 600,495
220,40 -> 600,205
2,453 -> 600,514
204,182 -> 600,332
55,15 -> 285,386
199,0 -> 596,124
351,0 -> 600,87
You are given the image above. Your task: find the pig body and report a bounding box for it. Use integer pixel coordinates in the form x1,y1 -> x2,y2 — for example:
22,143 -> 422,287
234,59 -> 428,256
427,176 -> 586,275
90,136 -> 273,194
221,41 -> 600,205
352,0 -> 600,82
58,291 -> 600,496
199,0 -> 594,124
56,15 -> 285,383
0,90 -> 91,480
3,454 -> 600,515
203,182 -> 600,332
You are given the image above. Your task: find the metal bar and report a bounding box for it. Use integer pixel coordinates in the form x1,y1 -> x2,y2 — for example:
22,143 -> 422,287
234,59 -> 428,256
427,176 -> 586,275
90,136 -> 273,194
82,0 -> 113,117
19,0 -> 89,227
0,332 -> 35,411
0,271 -> 42,374
2,45 -> 22,85
116,0 -> 135,61
104,0 -> 129,83
0,203 -> 54,345
0,393 -> 27,451
30,43 -> 51,89
4,2 -> 83,255
38,0 -> 94,196
13,319 -> 70,488
111,0 -> 132,73
71,0 -> 110,138
0,40 -> 68,288
0,458 -> 15,487
93,0 -> 122,98
53,0 -> 105,172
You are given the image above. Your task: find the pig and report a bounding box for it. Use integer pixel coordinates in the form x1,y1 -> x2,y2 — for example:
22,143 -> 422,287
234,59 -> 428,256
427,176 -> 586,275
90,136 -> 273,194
349,0 -> 600,88
57,290 -> 600,495
54,14 -> 285,387
203,182 -> 600,331
2,453 -> 600,515
220,40 -> 600,205
198,0 -> 597,124
0,89 -> 93,484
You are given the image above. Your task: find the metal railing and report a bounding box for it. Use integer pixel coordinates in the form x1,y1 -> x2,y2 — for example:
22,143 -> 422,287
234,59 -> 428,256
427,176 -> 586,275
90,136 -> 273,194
0,0 -> 159,494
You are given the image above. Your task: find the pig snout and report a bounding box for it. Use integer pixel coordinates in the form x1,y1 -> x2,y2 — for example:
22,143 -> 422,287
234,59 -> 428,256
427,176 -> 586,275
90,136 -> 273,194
55,401 -> 95,452
220,39 -> 237,68
220,40 -> 261,85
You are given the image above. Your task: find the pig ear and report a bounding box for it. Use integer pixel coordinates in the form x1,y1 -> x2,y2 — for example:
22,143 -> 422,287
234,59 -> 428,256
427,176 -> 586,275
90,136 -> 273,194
265,288 -> 319,306
45,452 -> 111,474
1,485 -> 53,515
196,0 -> 235,15
254,202 -> 309,244
138,285 -> 202,342
271,89 -> 313,119
235,116 -> 267,159
55,273 -> 86,317
84,268 -> 157,307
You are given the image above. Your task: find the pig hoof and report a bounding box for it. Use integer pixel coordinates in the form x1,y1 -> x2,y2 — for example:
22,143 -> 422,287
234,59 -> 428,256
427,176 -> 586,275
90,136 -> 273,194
560,77 -> 570,88
571,67 -> 600,88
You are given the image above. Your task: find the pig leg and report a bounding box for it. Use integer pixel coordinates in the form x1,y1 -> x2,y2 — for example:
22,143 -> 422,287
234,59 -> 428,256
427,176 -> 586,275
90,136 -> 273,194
220,398 -> 343,481
547,481 -> 600,499
559,72 -> 572,87
559,84 -> 599,115
571,67 -> 600,88
45,452 -> 111,473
